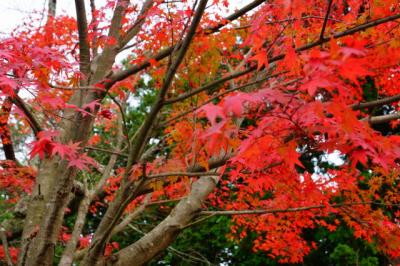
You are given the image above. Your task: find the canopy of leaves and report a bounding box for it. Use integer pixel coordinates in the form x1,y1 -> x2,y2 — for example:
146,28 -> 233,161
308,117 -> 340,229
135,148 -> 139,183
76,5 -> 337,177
0,0 -> 400,265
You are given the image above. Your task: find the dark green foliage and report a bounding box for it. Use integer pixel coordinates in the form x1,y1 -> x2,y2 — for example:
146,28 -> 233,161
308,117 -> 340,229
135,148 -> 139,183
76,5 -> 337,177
148,216 -> 388,266
328,243 -> 379,266
329,244 -> 358,266
151,216 -> 280,266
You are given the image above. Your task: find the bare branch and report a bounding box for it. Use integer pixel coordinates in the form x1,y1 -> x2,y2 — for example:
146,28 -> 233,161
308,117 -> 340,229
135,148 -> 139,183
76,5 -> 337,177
47,0 -> 56,19
89,0 -> 98,57
111,194 -> 152,237
108,175 -> 219,265
59,186 -> 90,266
74,0 -> 91,80
74,194 -> 184,261
106,93 -> 130,151
205,0 -> 267,34
119,0 -> 154,49
368,112 -> 400,125
319,0 -> 334,40
138,153 -> 232,195
108,0 -> 129,41
351,93 -> 400,110
145,197 -> 186,206
84,146 -> 128,157
81,4 -> 210,263
125,224 -> 211,264
90,114 -> 125,200
201,201 -> 400,215
47,83 -> 104,91
11,95 -> 42,136
147,171 -> 220,179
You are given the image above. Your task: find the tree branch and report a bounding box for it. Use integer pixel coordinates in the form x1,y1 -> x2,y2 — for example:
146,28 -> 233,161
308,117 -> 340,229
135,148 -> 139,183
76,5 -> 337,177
74,0 -> 91,80
72,136 -> 126,262
90,113 -> 125,200
162,72 -> 292,126
89,0 -> 98,57
48,83 -> 103,91
111,194 -> 152,237
108,0 -> 129,41
0,227 -> 14,266
127,0 -> 209,164
1,97 -> 17,161
200,201 -> 400,215
81,3 -> 210,264
351,93 -> 400,110
368,112 -> 400,125
59,185 -> 90,266
108,174 -> 219,265
165,68 -> 254,104
145,197 -> 186,206
47,0 -> 56,19
138,153 -> 232,196
118,0 -> 154,49
11,95 -> 42,136
147,171 -> 220,179
84,146 -> 128,157
106,93 -> 130,151
235,15 -> 342,30
319,0 -> 334,40
205,0 -> 267,34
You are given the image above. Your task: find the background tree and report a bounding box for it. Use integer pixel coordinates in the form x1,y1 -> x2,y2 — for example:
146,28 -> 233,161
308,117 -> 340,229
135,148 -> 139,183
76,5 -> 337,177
0,0 -> 400,265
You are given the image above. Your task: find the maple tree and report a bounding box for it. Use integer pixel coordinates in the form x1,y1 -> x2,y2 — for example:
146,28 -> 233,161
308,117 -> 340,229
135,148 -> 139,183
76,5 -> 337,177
1,0 -> 400,265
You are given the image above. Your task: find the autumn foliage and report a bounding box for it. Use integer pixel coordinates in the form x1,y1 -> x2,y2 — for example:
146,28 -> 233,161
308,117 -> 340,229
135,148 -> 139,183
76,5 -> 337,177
1,0 -> 400,265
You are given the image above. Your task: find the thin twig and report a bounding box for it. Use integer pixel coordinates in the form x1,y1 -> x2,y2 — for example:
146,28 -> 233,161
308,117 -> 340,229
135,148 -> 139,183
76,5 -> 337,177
48,83 -> 104,91
183,214 -> 215,229
162,72 -> 284,126
235,15 -> 342,30
106,93 -> 131,152
319,0 -> 334,40
147,171 -> 220,179
145,197 -> 187,206
84,146 -> 128,157
201,201 -> 400,215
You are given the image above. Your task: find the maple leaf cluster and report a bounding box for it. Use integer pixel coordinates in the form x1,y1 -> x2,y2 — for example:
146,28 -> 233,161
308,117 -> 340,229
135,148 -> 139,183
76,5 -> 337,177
1,0 -> 400,264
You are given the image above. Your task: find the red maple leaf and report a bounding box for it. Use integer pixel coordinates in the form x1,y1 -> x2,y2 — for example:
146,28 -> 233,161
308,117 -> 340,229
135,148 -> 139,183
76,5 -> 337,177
249,50 -> 269,71
29,131 -> 59,159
